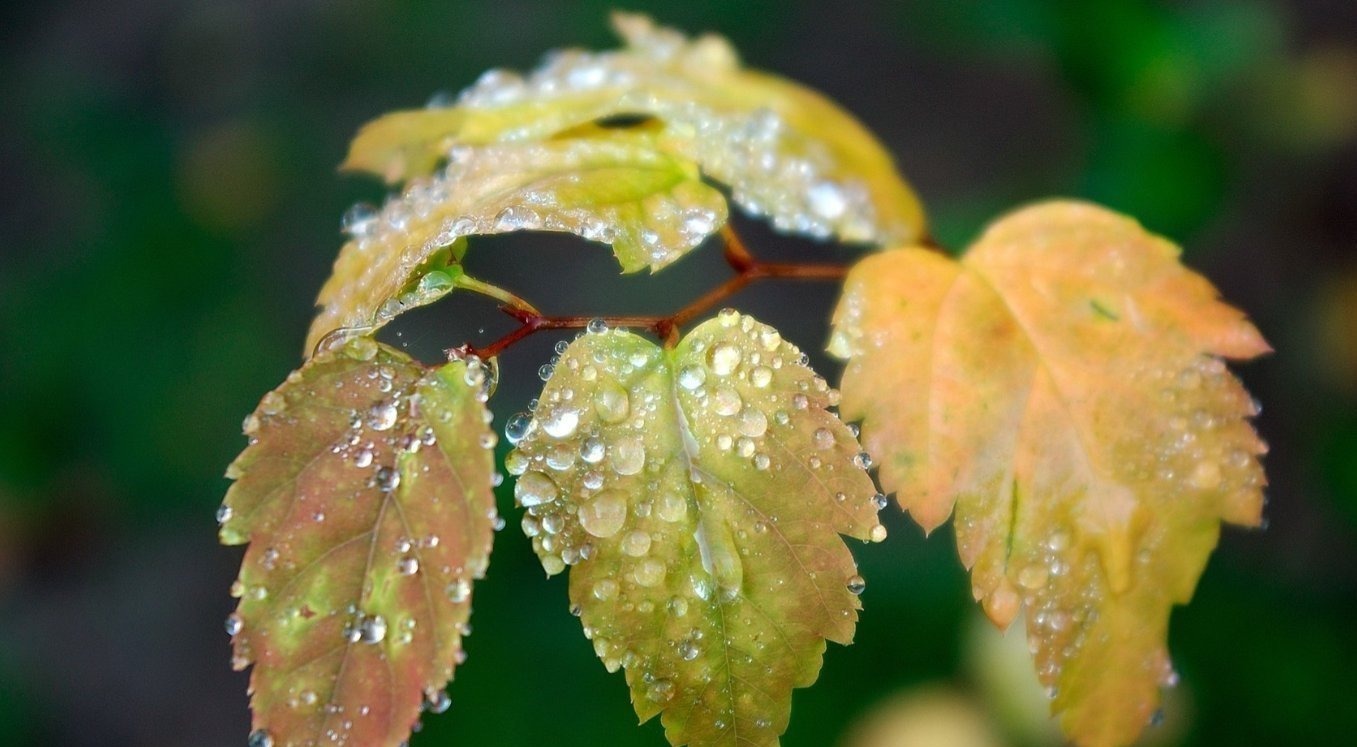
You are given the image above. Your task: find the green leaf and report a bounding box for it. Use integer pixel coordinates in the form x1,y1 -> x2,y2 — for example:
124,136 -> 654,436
829,201 -> 1269,747
220,339 -> 499,747
344,12 -> 925,247
306,129 -> 727,355
506,312 -> 885,747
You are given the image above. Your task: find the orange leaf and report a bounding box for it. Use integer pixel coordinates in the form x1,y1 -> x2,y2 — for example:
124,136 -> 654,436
830,201 -> 1269,747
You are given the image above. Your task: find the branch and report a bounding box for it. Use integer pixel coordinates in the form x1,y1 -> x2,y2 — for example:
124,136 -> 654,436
450,225 -> 849,361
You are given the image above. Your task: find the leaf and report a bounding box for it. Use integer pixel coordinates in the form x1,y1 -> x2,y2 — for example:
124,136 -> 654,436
829,201 -> 1269,747
343,12 -> 925,247
505,312 -> 885,746
219,339 -> 499,747
306,129 -> 728,355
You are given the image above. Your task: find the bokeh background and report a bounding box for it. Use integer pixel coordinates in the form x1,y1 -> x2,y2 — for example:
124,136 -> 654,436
2,1 -> 1355,745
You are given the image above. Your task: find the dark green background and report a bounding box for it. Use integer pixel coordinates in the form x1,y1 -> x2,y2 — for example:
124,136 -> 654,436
2,1 -> 1354,745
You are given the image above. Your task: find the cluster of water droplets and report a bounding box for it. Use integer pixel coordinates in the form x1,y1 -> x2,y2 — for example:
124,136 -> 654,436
961,352 -> 1263,702
428,13 -> 894,244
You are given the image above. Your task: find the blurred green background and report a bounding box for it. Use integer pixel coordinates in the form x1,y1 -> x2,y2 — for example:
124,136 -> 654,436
2,1 -> 1355,745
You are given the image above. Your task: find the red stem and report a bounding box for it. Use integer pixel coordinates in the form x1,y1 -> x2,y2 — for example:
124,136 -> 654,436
452,225 -> 849,360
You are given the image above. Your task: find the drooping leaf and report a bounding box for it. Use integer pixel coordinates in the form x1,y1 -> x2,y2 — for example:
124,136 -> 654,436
506,313 -> 885,747
829,201 -> 1269,747
306,129 -> 727,354
220,339 -> 499,747
343,12 -> 925,247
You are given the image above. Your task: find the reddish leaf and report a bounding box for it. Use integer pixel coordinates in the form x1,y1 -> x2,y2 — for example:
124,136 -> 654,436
220,340 -> 498,747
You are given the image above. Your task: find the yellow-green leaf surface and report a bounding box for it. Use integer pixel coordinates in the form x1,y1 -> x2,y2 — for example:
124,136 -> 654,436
506,313 -> 885,746
829,201 -> 1269,747
306,130 -> 727,354
344,12 -> 924,247
220,339 -> 498,747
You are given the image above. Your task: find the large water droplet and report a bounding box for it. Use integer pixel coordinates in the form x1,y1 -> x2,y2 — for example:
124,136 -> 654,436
368,401 -> 399,431
542,408 -> 580,438
846,574 -> 866,594
358,613 -> 387,644
593,383 -> 630,424
611,435 -> 646,475
711,387 -> 742,416
515,471 -> 560,507
621,530 -> 652,557
677,365 -> 707,390
707,343 -> 742,376
580,490 -> 628,538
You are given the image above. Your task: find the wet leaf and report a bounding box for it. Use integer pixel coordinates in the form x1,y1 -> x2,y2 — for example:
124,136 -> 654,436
344,12 -> 924,247
830,201 -> 1269,747
306,129 -> 727,354
507,313 -> 884,746
220,339 -> 498,747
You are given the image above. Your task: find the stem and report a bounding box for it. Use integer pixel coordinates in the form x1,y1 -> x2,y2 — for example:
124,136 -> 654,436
453,273 -> 541,316
451,225 -> 849,361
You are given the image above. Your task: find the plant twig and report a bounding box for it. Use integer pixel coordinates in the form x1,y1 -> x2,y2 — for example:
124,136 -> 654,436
450,225 -> 849,360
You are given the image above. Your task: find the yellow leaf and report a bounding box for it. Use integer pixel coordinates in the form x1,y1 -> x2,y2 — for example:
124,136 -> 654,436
830,201 -> 1269,747
220,340 -> 498,747
343,12 -> 925,247
507,313 -> 884,746
305,130 -> 727,355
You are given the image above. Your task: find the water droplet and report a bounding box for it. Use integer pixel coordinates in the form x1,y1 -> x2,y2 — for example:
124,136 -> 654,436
593,578 -> 619,600
580,490 -> 628,538
712,387 -> 742,416
656,492 -> 688,522
812,428 -> 834,450
398,557 -> 420,576
622,530 -> 652,557
872,493 -> 888,510
368,402 -> 399,431
424,688 -> 452,714
374,466 -> 401,493
646,678 -> 675,702
505,412 -> 532,444
679,639 -> 701,661
216,504 -> 233,524
852,451 -> 873,470
707,343 -> 742,376
869,525 -> 888,542
579,436 -> 606,464
586,318 -> 609,334
515,471 -> 559,507
846,575 -> 866,594
358,614 -> 387,644
593,383 -> 630,423
341,202 -> 378,237
750,366 -> 773,388
225,613 -> 243,636
677,364 -> 707,390
634,558 -> 666,586
247,729 -> 274,747
611,435 -> 646,475
447,578 -> 472,603
737,408 -> 768,437
542,408 -> 580,438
